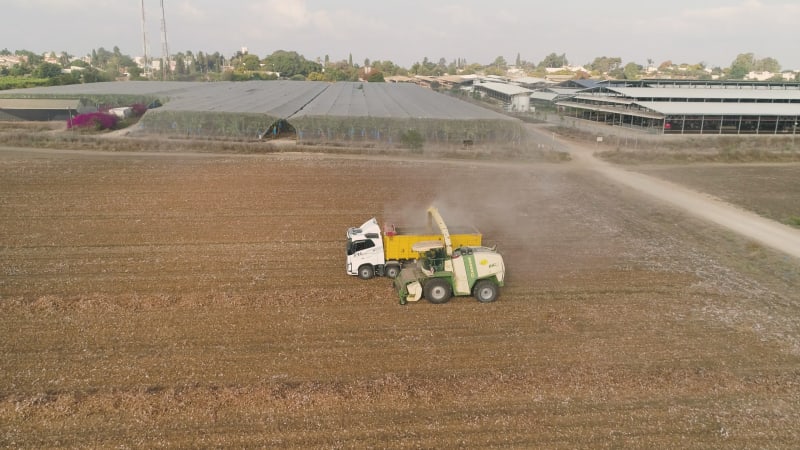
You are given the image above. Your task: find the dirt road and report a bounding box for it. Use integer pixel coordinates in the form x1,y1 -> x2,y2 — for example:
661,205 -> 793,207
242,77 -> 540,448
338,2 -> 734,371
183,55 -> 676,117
555,134 -> 800,261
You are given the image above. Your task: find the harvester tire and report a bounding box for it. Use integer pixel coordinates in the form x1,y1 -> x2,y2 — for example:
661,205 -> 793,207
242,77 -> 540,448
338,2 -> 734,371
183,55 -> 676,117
385,264 -> 401,279
358,264 -> 375,280
424,278 -> 452,304
473,280 -> 498,303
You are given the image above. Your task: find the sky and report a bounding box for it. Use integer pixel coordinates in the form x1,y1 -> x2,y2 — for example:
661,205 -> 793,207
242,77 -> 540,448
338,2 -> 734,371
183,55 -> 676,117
3,0 -> 799,71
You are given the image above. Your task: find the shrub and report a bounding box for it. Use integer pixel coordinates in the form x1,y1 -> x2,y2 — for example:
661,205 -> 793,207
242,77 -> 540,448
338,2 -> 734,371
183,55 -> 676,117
400,129 -> 424,151
68,112 -> 118,131
130,103 -> 147,117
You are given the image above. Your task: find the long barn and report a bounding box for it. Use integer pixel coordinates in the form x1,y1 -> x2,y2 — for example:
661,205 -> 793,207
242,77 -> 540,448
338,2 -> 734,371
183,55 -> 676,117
555,79 -> 800,135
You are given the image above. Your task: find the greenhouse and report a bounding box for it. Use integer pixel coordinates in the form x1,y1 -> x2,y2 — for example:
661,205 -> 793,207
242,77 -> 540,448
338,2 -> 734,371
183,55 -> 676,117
0,81 -> 525,145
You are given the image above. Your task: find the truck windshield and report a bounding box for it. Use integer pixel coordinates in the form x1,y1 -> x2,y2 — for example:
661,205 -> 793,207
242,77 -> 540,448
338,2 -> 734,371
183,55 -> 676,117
347,239 -> 375,256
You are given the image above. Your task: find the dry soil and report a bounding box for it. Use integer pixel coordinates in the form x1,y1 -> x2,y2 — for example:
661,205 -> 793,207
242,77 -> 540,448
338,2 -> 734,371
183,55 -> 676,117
1,142 -> 800,448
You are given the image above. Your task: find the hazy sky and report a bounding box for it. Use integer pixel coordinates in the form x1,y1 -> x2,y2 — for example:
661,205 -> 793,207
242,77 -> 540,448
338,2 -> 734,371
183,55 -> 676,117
3,0 -> 799,70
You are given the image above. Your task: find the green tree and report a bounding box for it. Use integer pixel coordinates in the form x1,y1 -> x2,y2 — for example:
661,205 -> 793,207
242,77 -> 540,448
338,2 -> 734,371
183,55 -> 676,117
128,65 -> 143,79
460,62 -> 482,75
7,64 -> 30,77
194,51 -> 206,73
80,67 -> 112,83
207,52 -> 224,73
238,54 -> 261,71
32,62 -> 63,79
754,56 -> 781,73
623,62 -> 641,80
372,60 -> 403,76
538,53 -> 568,69
323,60 -> 358,81
307,71 -> 326,81
492,55 -> 508,70
728,52 -> 755,79
15,49 -> 43,66
262,50 -> 321,78
367,71 -> 385,82
444,59 -> 457,74
587,56 -> 621,74
410,57 -> 442,76
59,52 -> 72,67
173,53 -> 187,75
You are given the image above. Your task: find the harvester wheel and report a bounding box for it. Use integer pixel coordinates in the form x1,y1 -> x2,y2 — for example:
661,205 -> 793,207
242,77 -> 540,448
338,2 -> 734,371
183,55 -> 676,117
385,264 -> 401,279
358,264 -> 375,280
473,280 -> 498,303
424,278 -> 452,304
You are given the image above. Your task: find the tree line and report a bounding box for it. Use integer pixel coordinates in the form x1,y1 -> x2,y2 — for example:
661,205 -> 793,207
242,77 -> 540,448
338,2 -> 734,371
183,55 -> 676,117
1,46 -> 797,90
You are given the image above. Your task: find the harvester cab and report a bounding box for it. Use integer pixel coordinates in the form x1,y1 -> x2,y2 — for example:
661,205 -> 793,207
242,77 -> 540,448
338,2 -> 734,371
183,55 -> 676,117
393,207 -> 506,305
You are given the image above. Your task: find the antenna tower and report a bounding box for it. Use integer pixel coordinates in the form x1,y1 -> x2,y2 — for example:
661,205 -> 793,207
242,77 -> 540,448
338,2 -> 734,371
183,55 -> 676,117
140,0 -> 150,78
160,0 -> 171,80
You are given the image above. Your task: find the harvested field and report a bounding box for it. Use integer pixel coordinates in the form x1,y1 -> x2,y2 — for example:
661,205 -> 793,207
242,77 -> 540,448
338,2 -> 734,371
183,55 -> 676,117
1,145 -> 800,448
633,163 -> 800,227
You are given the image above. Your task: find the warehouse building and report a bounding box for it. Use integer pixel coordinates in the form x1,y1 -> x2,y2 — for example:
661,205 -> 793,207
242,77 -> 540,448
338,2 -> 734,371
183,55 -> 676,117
472,80 -> 532,112
554,80 -> 800,135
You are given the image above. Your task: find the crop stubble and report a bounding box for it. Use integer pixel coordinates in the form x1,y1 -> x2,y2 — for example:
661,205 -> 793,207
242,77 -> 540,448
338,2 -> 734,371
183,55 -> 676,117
1,150 -> 799,447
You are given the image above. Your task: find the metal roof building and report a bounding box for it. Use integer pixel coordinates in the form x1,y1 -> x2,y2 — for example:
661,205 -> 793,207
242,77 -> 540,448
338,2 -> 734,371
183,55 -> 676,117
0,98 -> 81,121
555,82 -> 800,135
473,81 -> 532,112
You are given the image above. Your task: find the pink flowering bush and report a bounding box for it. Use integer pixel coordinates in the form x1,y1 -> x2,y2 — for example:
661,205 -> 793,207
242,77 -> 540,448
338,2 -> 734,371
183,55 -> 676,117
130,103 -> 147,117
67,112 -> 119,131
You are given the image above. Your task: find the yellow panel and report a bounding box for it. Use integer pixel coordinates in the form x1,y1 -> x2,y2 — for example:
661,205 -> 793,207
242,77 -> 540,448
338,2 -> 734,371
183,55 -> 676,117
383,233 -> 481,260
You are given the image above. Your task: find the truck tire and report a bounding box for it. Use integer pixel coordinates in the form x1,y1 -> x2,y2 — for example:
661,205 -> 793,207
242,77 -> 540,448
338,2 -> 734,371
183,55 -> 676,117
358,264 -> 375,280
384,264 -> 401,279
473,280 -> 498,303
424,278 -> 452,304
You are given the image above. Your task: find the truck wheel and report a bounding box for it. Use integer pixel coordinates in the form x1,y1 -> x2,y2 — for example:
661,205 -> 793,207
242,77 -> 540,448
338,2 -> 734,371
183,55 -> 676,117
385,264 -> 401,279
473,280 -> 498,303
358,264 -> 374,280
424,278 -> 452,304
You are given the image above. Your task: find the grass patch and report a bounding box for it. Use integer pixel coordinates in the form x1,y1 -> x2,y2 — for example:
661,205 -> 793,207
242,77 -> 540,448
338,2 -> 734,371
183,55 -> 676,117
0,128 -> 569,162
0,121 -> 63,132
599,148 -> 800,165
552,125 -> 800,165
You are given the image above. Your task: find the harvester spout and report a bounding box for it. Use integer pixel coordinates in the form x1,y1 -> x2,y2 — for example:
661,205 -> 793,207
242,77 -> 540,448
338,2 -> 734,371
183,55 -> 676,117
427,206 -> 452,256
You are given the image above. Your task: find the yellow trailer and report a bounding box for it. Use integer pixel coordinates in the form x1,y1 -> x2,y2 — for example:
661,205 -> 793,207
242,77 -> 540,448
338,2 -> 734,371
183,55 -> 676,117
346,207 -> 482,279
382,226 -> 482,261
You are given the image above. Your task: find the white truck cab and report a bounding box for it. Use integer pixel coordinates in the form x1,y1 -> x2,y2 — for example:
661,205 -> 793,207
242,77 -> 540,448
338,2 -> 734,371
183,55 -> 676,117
346,218 -> 385,279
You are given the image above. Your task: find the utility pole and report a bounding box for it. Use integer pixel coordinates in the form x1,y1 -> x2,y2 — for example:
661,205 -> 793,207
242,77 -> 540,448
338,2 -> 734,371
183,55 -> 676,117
160,0 -> 170,80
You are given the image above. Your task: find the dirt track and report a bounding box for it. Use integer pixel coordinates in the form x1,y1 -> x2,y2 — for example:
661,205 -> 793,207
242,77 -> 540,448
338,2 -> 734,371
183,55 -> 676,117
562,137 -> 800,260
1,143 -> 800,448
